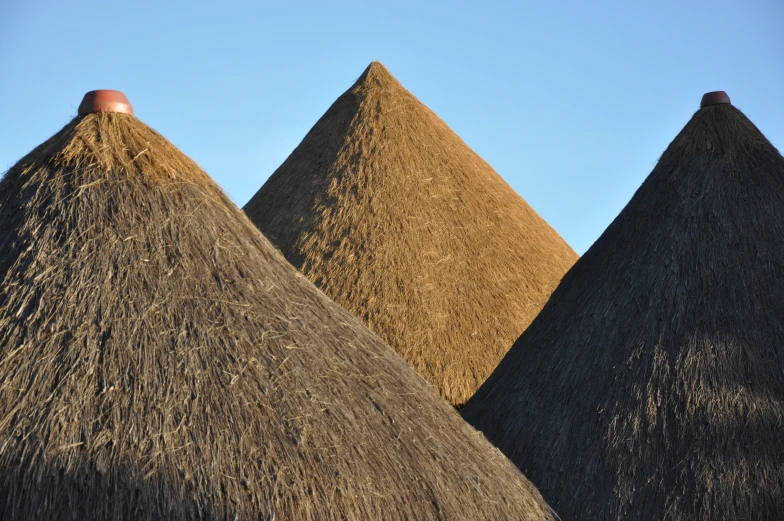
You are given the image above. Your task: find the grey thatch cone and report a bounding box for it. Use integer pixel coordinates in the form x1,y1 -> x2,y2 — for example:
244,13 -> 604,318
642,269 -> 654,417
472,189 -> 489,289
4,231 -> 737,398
0,102 -> 555,520
244,61 -> 577,407
462,95 -> 784,520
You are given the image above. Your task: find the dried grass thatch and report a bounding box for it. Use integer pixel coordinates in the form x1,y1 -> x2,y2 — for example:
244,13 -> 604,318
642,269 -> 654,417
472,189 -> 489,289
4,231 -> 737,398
243,61 -> 577,407
0,110 -> 555,520
462,100 -> 784,520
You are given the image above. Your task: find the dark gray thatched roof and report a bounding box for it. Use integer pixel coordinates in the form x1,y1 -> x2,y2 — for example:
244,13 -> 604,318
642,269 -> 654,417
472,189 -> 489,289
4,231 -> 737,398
0,107 -> 554,520
462,95 -> 784,520
244,61 -> 577,407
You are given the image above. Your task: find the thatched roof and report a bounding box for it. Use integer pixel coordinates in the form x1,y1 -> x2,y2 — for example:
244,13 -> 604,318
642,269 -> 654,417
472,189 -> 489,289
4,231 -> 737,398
0,102 -> 555,520
243,61 -> 577,407
461,94 -> 784,520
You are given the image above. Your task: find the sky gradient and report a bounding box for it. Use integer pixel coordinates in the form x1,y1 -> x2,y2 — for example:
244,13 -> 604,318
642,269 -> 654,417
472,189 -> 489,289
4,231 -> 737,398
2,0 -> 782,254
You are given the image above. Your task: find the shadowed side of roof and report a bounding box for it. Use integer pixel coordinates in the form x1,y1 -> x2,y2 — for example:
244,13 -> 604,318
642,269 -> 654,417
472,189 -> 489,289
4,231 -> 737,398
462,94 -> 784,520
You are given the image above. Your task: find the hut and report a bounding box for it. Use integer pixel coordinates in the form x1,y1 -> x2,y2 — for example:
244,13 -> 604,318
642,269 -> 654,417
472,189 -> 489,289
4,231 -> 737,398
461,92 -> 784,520
0,90 -> 555,520
243,62 -> 577,407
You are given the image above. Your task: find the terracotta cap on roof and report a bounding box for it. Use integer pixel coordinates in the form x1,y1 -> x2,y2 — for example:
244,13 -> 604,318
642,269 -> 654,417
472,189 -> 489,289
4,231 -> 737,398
78,90 -> 134,116
700,91 -> 731,108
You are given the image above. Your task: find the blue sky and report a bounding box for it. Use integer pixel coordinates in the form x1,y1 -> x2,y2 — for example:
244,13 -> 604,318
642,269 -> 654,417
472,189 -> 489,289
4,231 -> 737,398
1,0 -> 782,254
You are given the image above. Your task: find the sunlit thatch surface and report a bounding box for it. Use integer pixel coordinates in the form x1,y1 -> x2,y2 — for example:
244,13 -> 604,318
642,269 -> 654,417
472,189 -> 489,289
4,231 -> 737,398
0,112 -> 554,520
244,62 -> 577,407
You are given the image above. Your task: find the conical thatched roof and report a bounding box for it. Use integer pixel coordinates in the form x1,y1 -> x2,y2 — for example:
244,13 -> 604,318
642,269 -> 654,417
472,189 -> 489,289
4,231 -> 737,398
462,93 -> 784,520
243,61 -> 577,406
0,93 -> 555,520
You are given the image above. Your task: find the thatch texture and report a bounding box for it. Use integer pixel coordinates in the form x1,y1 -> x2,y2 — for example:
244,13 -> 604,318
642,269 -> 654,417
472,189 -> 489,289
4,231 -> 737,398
462,100 -> 784,520
0,110 -> 555,520
243,61 -> 577,407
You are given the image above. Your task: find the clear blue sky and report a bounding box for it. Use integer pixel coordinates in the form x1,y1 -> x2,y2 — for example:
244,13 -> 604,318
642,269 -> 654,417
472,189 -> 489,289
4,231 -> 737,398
2,0 -> 782,254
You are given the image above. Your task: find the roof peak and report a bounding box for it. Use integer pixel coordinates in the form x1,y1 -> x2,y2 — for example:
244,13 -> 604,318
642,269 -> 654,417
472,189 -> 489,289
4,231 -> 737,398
78,90 -> 134,116
355,60 -> 401,89
365,60 -> 389,73
700,91 -> 731,108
